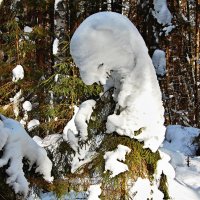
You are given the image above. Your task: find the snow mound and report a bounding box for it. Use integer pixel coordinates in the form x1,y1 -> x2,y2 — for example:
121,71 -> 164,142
0,114 -> 53,196
104,144 -> 131,177
162,125 -> 200,198
152,49 -> 166,76
12,64 -> 24,82
164,125 -> 199,155
70,12 -> 165,152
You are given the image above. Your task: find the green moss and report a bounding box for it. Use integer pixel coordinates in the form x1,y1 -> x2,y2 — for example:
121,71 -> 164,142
158,173 -> 170,199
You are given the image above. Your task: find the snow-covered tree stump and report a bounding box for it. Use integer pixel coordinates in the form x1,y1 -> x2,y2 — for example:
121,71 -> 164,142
70,12 -> 165,152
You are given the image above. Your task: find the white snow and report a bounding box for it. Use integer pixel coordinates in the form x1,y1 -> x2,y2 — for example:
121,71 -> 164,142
70,12 -> 165,153
66,129 -> 79,152
0,115 -> 53,196
27,119 -> 40,131
152,0 -> 172,25
54,74 -> 59,82
12,64 -> 24,82
28,189 -> 87,200
87,184 -> 101,200
161,125 -> 200,199
63,105 -> 97,173
33,134 -> 62,148
63,106 -> 79,138
163,25 -> 175,35
164,125 -> 199,155
152,49 -> 166,76
70,142 -> 96,173
74,99 -> 96,140
104,144 -> 131,177
155,150 -> 175,180
129,177 -> 164,200
23,100 -> 32,111
9,89 -> 24,118
24,26 -> 32,33
54,0 -> 62,10
63,106 -> 79,151
53,38 -> 59,55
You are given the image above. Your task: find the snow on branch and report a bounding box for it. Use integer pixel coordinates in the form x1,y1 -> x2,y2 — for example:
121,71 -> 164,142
152,0 -> 172,26
74,99 -> 96,140
87,184 -> 102,200
152,49 -> 166,76
104,144 -> 131,177
70,12 -> 165,152
0,114 -> 53,196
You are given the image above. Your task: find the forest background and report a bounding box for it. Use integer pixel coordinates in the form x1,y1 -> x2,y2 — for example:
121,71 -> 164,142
0,0 -> 199,199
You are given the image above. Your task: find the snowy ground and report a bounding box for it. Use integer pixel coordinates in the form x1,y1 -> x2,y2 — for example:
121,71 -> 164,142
162,125 -> 200,200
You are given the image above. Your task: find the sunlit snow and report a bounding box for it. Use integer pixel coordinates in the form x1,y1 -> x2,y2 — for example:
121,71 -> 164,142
87,184 -> 101,200
24,26 -> 32,33
74,99 -> 96,140
70,12 -> 165,152
27,119 -> 40,131
129,177 -> 164,200
104,144 -> 131,177
53,38 -> 59,55
12,64 -> 24,82
23,100 -> 32,111
0,115 -> 53,196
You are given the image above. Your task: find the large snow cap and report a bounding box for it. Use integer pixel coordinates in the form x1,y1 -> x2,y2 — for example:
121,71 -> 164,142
70,12 -> 148,85
70,12 -> 165,152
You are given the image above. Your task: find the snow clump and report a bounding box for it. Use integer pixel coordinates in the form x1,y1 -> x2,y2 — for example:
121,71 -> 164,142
87,184 -> 101,200
23,100 -> 32,112
104,144 -> 131,177
70,12 -> 165,152
0,114 -> 53,196
27,119 -> 40,131
9,89 -> 24,118
62,104 -> 97,173
12,64 -> 24,82
152,49 -> 166,76
74,99 -> 96,140
152,0 -> 172,26
53,38 -> 59,55
24,26 -> 32,33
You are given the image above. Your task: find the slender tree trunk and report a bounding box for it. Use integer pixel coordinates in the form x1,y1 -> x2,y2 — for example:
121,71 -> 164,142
195,0 -> 200,125
111,0 -> 122,13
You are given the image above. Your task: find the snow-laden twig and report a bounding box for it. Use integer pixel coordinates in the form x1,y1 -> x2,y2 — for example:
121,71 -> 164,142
70,12 -> 165,152
0,114 -> 53,196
